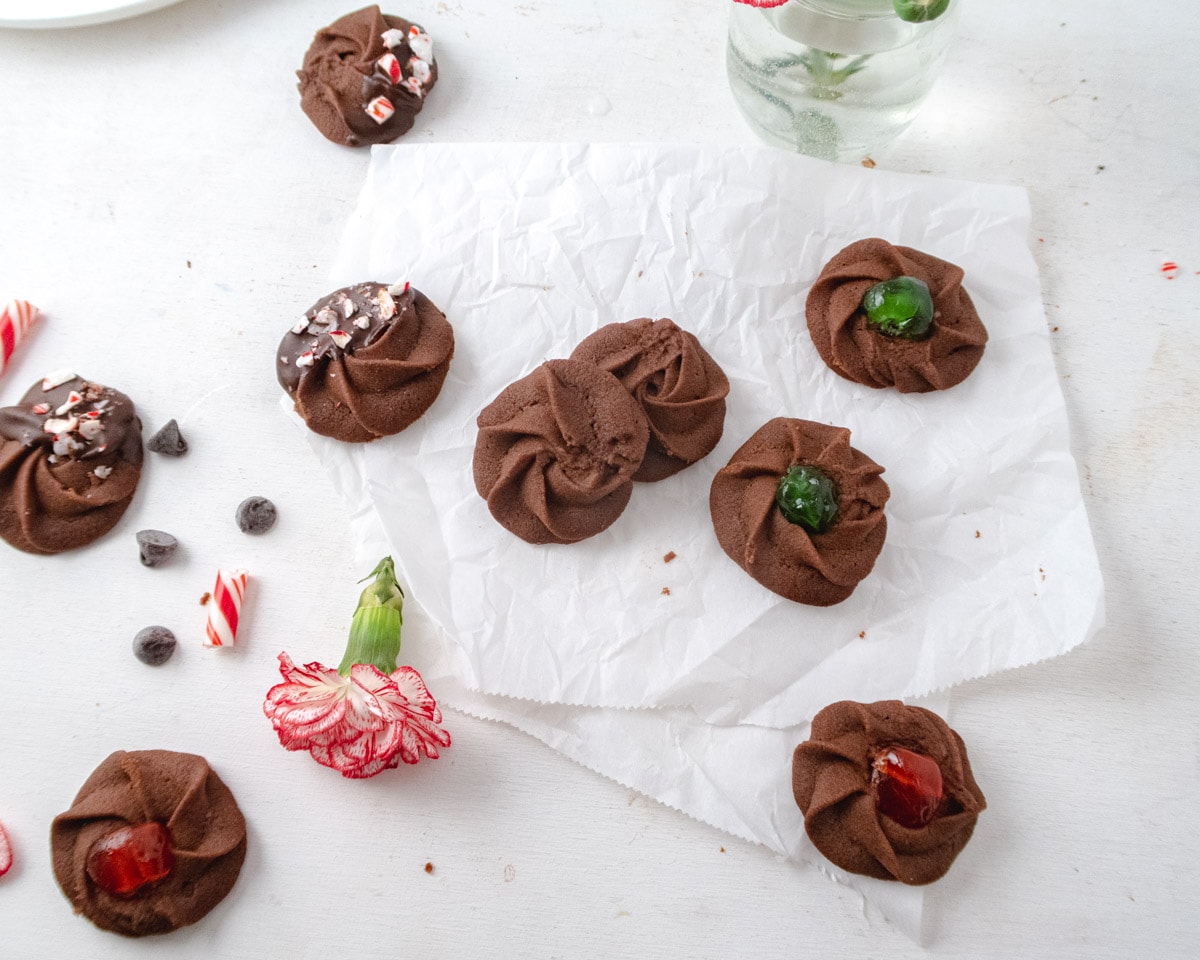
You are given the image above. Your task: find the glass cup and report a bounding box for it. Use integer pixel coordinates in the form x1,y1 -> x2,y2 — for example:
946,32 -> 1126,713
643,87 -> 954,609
726,0 -> 961,162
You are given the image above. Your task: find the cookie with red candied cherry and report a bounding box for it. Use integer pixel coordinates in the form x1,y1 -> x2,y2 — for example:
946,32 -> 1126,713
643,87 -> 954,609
51,750 -> 247,937
792,700 -> 986,885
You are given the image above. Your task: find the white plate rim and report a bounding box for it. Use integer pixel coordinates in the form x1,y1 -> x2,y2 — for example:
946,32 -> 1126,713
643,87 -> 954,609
0,0 -> 186,29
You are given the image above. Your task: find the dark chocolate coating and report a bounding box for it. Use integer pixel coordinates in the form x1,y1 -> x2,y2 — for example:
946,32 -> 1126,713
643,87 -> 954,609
806,238 -> 988,393
473,359 -> 649,544
709,418 -> 888,606
792,700 -> 987,885
0,375 -> 143,554
51,750 -> 247,937
297,6 -> 437,147
277,282 -> 454,443
570,318 -> 729,482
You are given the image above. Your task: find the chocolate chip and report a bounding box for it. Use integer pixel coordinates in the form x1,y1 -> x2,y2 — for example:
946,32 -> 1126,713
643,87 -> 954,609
137,529 -> 179,567
147,419 -> 188,456
236,496 -> 277,535
133,626 -> 177,666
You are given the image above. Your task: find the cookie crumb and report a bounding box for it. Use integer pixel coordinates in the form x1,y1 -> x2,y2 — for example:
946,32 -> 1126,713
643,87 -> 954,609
860,156 -> 876,168
424,862 -> 434,874
719,846 -> 726,853
974,530 -> 981,539
663,551 -> 676,563
858,631 -> 865,639
661,587 -> 670,596
199,591 -> 211,605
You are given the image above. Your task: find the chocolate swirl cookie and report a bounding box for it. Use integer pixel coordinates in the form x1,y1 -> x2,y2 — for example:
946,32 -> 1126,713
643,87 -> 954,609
298,6 -> 437,147
792,700 -> 987,885
709,418 -> 888,606
277,282 -> 454,443
51,750 -> 248,937
474,359 -> 649,544
570,318 -> 729,482
806,238 -> 988,393
0,373 -> 142,554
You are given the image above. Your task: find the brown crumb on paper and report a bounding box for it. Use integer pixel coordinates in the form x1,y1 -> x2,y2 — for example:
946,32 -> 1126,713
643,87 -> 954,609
974,530 -> 981,539
858,631 -> 866,639
661,587 -> 670,596
663,551 -> 676,564
720,847 -> 726,853
861,156 -> 876,168
199,591 -> 211,605
424,862 -> 434,874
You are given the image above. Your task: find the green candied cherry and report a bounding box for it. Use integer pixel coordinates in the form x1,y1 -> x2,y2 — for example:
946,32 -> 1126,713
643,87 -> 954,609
861,276 -> 935,340
893,0 -> 951,23
775,465 -> 839,534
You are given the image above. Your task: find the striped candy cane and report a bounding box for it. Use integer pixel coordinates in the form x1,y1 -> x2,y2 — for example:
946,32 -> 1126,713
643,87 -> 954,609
0,817 -> 12,877
204,568 -> 249,648
0,300 -> 40,378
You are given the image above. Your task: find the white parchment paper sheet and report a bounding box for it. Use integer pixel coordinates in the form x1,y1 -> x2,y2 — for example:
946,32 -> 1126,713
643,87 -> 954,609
309,142 -> 1104,728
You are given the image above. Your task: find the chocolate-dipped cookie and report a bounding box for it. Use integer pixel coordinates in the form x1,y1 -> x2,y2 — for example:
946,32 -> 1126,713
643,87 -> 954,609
792,700 -> 987,885
474,359 -> 649,545
570,318 -> 729,482
709,418 -> 888,606
806,238 -> 988,393
277,282 -> 454,443
298,6 -> 437,147
51,750 -> 248,937
0,372 -> 143,555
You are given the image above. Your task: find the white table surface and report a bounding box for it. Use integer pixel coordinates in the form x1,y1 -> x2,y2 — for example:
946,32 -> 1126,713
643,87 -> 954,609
1,1 -> 1196,956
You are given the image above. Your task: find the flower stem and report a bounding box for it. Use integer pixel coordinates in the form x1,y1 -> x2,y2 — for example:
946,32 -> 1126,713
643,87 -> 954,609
337,557 -> 405,676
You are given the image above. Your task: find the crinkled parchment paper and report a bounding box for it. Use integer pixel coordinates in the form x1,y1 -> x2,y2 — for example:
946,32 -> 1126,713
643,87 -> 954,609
293,142 -> 1105,940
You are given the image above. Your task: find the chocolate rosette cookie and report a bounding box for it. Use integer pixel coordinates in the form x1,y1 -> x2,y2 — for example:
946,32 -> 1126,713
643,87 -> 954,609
277,281 -> 454,443
298,5 -> 437,147
51,750 -> 248,937
792,700 -> 987,885
570,318 -> 730,482
0,372 -> 143,555
474,359 -> 649,545
806,238 -> 988,393
709,418 -> 888,606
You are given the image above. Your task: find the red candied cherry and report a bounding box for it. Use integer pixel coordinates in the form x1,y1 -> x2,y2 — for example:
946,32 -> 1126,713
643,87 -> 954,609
871,746 -> 944,829
86,822 -> 174,897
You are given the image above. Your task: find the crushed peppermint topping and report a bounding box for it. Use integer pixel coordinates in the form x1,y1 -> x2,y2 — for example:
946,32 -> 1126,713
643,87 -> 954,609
315,306 -> 338,327
280,355 -> 289,365
79,419 -> 104,440
56,391 -> 84,416
296,351 -> 315,368
53,435 -> 83,456
380,27 -> 406,49
340,298 -> 356,319
354,315 -> 371,330
328,330 -> 352,349
366,95 -> 396,124
408,26 -> 433,63
42,369 -> 76,391
387,281 -> 411,297
94,465 -> 113,479
43,416 -> 78,435
401,77 -> 424,99
31,403 -> 50,415
292,317 -> 309,335
378,52 -> 402,84
410,57 -> 432,85
377,289 -> 396,320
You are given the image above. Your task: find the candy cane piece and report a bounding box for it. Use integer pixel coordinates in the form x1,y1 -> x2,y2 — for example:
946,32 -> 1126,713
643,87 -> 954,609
1,300 -> 41,378
0,818 -> 12,877
204,569 -> 249,648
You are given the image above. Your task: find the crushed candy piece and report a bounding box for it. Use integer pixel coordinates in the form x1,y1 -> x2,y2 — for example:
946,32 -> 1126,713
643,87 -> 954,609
387,281 -> 411,297
43,416 -> 77,435
328,330 -> 352,350
409,57 -> 432,85
79,419 -> 104,440
366,95 -> 396,124
291,317 -> 309,335
354,315 -> 371,330
1162,260 -> 1180,279
0,818 -> 11,877
381,27 -> 406,49
400,77 -> 424,99
204,568 -> 249,648
315,306 -> 338,327
408,25 -> 433,63
378,52 -> 402,84
31,403 -> 50,415
93,465 -> 112,479
340,297 -> 356,320
296,351 -> 315,368
55,391 -> 83,415
871,746 -> 944,829
41,368 -> 76,392
377,288 -> 396,320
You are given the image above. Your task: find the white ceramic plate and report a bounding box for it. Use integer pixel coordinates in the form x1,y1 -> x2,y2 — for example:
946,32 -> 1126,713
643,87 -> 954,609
0,0 -> 186,29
